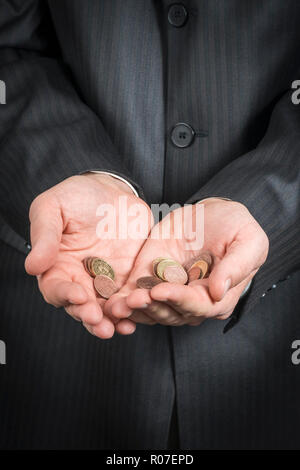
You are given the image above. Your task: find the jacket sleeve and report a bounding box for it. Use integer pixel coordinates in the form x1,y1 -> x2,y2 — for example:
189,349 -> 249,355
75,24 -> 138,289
0,0 -> 142,241
186,88 -> 300,314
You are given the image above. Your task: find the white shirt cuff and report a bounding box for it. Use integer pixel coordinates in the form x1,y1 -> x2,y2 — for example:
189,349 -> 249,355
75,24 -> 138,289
88,171 -> 139,197
196,197 -> 232,204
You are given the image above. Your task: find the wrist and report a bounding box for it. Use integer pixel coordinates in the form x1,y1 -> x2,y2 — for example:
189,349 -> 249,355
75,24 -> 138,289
197,197 -> 232,205
83,172 -> 135,196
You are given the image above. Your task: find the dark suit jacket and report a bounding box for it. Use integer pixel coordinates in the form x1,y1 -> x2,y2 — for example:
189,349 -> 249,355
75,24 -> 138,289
0,0 -> 299,449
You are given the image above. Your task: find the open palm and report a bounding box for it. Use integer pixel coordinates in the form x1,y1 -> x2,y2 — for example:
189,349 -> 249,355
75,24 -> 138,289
25,173 -> 152,338
105,199 -> 268,326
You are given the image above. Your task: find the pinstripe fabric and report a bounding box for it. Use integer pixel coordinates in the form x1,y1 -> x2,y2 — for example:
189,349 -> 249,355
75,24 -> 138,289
0,0 -> 300,449
171,270 -> 300,450
0,241 -> 175,449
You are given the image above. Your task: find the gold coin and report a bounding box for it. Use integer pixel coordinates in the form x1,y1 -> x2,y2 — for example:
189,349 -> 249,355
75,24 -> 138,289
156,259 -> 181,281
152,257 -> 166,276
90,258 -> 115,280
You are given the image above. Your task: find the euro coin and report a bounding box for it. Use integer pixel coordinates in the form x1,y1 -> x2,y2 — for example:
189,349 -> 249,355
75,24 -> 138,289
163,264 -> 188,284
90,258 -> 115,280
136,276 -> 164,289
152,257 -> 166,276
93,274 -> 118,299
156,259 -> 179,280
187,266 -> 202,282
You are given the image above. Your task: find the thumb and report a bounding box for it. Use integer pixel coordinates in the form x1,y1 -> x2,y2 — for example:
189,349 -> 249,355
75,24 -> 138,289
208,231 -> 268,301
25,195 -> 63,275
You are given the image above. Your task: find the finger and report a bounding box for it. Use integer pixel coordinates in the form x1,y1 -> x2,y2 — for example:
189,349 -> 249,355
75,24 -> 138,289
187,318 -> 205,326
139,301 -> 187,326
102,306 -> 138,333
105,295 -> 133,319
126,289 -> 152,311
108,291 -> 185,325
150,282 -> 212,316
105,241 -> 167,318
25,195 -> 63,276
65,299 -> 103,325
215,309 -> 234,320
86,316 -> 115,339
83,323 -> 95,336
39,278 -> 88,307
129,310 -> 157,325
115,319 -> 137,334
151,274 -> 249,319
208,227 -> 268,301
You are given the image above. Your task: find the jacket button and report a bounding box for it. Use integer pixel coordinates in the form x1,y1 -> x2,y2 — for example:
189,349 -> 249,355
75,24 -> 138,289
170,123 -> 195,148
168,3 -> 188,28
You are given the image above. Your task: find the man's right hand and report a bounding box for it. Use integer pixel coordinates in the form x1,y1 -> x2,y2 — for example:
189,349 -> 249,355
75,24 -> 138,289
25,173 -> 153,339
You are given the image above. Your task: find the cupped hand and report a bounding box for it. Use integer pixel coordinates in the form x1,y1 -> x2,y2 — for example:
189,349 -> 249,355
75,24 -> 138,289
105,198 -> 269,326
25,173 -> 153,338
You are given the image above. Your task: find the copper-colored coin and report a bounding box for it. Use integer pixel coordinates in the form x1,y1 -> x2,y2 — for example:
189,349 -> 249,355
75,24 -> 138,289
191,260 -> 209,278
163,265 -> 188,284
185,252 -> 213,279
187,266 -> 202,282
88,257 -> 96,276
83,257 -> 89,273
83,257 -> 93,275
93,275 -> 118,299
136,276 -> 164,289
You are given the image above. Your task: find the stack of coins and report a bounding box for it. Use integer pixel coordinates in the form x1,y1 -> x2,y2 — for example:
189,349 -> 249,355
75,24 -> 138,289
82,257 -> 118,299
136,257 -> 187,289
185,252 -> 213,282
83,253 -> 213,296
136,252 -> 213,290
154,258 -> 188,284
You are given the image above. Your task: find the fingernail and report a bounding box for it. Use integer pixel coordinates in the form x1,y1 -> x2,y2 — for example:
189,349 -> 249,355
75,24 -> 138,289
222,279 -> 231,299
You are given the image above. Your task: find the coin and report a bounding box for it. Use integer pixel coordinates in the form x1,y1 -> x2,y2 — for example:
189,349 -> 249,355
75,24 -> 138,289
83,257 -> 90,274
88,257 -> 95,275
90,258 -> 115,279
93,275 -> 118,299
187,266 -> 202,282
185,252 -> 213,280
156,259 -> 179,280
163,264 -> 188,284
82,256 -> 95,276
136,276 -> 164,289
152,257 -> 165,276
190,260 -> 209,278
